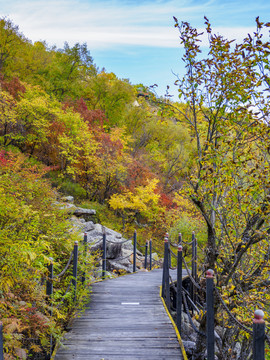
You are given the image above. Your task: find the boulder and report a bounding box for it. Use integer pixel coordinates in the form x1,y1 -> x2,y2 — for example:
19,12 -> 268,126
107,243 -> 122,259
93,269 -> 116,280
181,312 -> 195,337
83,221 -> 95,232
54,202 -> 96,223
73,207 -> 96,217
54,201 -> 76,211
86,224 -> 125,259
68,215 -> 86,233
121,248 -> 133,261
61,196 -> 74,203
107,260 -> 133,274
65,199 -> 149,276
134,257 -> 144,269
122,240 -> 133,251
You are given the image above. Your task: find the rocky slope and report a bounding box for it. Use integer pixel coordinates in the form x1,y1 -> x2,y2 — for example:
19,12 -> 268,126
60,196 -> 159,277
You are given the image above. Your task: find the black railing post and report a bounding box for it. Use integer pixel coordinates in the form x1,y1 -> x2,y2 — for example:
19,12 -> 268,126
165,239 -> 170,309
144,241 -> 148,269
46,257 -> 53,316
206,269 -> 215,360
253,309 -> 265,360
166,233 -> 171,268
0,322 -> 4,360
178,232 -> 182,244
176,244 -> 183,335
72,241 -> 78,301
194,236 -> 198,304
162,235 -> 166,297
191,232 -> 197,305
162,235 -> 170,308
149,239 -> 152,270
82,233 -> 87,284
133,230 -> 137,273
102,232 -> 106,279
46,257 -> 53,360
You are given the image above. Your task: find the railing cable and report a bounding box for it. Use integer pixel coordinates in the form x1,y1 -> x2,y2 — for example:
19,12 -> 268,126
106,237 -> 133,245
182,290 -> 206,337
182,255 -> 201,290
53,250 -> 74,279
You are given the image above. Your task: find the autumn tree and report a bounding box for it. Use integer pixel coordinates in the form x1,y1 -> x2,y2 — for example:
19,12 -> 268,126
0,150 -> 84,358
14,41 -> 53,84
109,178 -> 163,231
124,95 -> 195,194
0,18 -> 27,74
85,71 -> 135,125
173,16 -> 270,359
0,90 -> 17,146
32,42 -> 96,100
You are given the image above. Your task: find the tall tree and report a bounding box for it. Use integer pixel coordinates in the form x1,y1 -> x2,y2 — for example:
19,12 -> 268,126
173,16 -> 270,359
0,18 -> 26,74
85,72 -> 135,126
0,90 -> 17,146
42,42 -> 95,99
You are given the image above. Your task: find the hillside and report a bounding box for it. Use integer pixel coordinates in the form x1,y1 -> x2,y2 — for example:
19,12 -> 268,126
0,17 -> 203,359
2,15 -> 270,360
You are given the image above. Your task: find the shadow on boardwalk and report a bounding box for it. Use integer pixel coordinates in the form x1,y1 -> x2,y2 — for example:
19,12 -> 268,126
54,269 -> 183,360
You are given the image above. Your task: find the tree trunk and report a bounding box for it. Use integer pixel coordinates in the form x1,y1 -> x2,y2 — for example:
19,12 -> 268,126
206,223 -> 217,270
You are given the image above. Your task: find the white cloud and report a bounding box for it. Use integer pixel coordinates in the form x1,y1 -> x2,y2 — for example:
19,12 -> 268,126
17,26 -> 180,49
0,0 -> 268,50
0,0 -> 269,98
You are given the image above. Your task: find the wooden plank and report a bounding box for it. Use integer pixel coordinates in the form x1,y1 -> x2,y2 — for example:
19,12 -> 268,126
54,269 -> 185,360
55,355 -> 181,360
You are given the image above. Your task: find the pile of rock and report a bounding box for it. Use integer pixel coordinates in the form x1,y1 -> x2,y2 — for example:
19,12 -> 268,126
59,196 -> 159,277
84,222 -> 135,275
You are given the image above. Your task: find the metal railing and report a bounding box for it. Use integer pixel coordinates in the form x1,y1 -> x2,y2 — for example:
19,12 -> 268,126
100,230 -> 153,277
161,232 -> 267,360
1,229 -> 266,360
45,240 -> 82,359
0,228 -> 158,359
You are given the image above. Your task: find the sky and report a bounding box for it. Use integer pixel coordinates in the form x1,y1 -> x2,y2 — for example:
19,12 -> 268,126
1,0 -> 270,99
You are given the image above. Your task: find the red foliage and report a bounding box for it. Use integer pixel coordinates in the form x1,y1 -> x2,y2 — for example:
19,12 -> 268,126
63,98 -> 107,128
49,121 -> 66,137
39,121 -> 67,166
86,109 -> 107,128
0,75 -> 26,99
159,192 -> 174,209
20,306 -> 49,333
0,150 -> 10,166
125,159 -> 155,190
42,165 -> 60,172
98,132 -> 123,157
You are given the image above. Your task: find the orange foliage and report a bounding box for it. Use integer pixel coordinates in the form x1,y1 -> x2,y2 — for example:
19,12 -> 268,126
159,192 -> 174,209
125,158 -> 155,190
97,132 -> 123,157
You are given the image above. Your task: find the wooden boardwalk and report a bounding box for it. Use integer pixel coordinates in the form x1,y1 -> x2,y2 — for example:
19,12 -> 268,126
54,269 -> 184,360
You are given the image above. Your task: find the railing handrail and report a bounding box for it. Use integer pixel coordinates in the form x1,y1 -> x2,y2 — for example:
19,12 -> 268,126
2,229 -> 266,360
161,232 -> 269,360
53,250 -> 74,279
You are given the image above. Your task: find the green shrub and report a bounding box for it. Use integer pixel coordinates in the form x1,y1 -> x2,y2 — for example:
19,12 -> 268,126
59,179 -> 87,199
169,215 -> 207,265
47,172 -> 87,199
